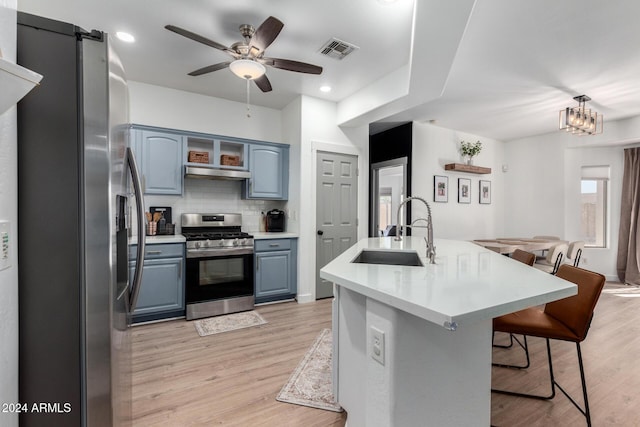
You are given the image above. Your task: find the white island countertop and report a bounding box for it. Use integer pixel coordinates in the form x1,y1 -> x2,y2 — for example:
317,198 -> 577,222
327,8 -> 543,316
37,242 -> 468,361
320,237 -> 577,329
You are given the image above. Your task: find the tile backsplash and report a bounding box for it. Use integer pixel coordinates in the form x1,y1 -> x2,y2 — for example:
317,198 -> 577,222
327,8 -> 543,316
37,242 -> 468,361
143,178 -> 286,233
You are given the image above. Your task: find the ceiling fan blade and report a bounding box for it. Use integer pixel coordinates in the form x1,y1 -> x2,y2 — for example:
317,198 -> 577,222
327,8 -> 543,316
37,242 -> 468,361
165,24 -> 234,55
188,62 -> 231,76
250,16 -> 284,52
253,74 -> 272,92
262,57 -> 323,75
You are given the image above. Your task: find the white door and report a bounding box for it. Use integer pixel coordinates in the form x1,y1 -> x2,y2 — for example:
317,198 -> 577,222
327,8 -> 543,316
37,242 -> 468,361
316,151 -> 358,299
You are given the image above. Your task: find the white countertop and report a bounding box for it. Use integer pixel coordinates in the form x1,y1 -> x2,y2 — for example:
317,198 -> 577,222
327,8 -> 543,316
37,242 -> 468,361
320,237 -> 577,328
130,234 -> 186,245
252,232 -> 298,239
130,233 -> 296,244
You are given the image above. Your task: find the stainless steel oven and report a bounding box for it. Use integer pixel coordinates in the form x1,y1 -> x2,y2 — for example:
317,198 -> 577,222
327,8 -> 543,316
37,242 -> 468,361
182,213 -> 254,320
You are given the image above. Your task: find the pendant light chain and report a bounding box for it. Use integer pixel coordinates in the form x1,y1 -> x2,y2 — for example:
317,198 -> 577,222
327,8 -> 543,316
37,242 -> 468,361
246,78 -> 251,118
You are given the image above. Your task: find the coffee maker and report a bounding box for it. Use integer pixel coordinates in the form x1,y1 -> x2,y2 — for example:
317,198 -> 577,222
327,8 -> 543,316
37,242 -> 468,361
266,209 -> 286,232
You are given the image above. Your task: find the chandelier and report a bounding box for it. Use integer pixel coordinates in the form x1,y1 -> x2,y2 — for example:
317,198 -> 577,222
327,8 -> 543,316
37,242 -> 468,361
559,95 -> 603,135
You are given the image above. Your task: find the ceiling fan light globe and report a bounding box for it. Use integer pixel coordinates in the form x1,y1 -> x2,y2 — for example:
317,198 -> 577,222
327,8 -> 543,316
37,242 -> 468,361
229,59 -> 266,80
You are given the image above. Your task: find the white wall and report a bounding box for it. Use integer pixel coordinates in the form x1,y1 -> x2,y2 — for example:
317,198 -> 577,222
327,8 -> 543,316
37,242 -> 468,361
411,123 -> 506,240
294,95 -> 369,303
128,81 -> 282,143
281,97 -> 302,234
0,2 -> 19,426
504,127 -> 633,280
503,135 -> 566,238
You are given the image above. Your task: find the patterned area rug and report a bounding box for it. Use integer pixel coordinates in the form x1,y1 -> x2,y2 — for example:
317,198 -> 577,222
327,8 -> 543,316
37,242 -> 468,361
193,311 -> 267,336
276,328 -> 343,412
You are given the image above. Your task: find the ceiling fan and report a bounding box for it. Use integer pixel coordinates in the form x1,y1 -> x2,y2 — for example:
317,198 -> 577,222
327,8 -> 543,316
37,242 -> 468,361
165,16 -> 323,93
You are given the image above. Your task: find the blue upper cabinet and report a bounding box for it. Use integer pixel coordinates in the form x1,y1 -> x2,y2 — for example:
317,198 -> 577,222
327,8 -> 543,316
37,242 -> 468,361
243,144 -> 289,200
133,128 -> 184,195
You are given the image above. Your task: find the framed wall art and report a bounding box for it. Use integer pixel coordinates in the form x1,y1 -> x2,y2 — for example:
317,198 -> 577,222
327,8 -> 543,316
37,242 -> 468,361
458,178 -> 471,204
433,175 -> 448,202
479,180 -> 491,204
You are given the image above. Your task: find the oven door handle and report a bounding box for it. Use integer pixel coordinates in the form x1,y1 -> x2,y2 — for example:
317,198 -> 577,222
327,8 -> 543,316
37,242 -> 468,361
186,248 -> 255,258
127,147 -> 146,314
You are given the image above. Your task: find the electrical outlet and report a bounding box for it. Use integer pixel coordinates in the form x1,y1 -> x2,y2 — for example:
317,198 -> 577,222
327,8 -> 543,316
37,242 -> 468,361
0,220 -> 10,271
370,326 -> 385,365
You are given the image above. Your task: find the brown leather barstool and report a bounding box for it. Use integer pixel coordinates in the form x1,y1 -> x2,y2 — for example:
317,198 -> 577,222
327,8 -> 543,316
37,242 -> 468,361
511,248 -> 536,266
493,249 -> 536,350
491,265 -> 606,427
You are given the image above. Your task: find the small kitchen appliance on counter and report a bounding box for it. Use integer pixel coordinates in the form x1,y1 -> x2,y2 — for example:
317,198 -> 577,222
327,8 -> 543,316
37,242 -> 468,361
266,209 -> 286,232
181,213 -> 255,320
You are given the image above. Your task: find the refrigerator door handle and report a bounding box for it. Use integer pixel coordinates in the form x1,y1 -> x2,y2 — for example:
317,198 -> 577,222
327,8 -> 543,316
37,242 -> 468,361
127,147 -> 146,313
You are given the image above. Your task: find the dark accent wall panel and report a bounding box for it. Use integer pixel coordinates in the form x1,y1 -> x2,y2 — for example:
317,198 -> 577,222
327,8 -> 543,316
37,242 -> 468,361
368,122 -> 413,236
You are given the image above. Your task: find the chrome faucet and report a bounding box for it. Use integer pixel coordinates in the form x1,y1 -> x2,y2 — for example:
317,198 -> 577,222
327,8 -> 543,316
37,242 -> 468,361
394,196 -> 436,264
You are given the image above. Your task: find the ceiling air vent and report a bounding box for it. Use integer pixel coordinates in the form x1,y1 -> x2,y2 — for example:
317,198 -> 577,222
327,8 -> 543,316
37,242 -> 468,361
319,38 -> 359,60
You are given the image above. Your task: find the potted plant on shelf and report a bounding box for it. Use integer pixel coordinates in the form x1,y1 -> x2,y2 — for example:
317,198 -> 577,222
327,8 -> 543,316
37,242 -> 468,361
460,140 -> 482,165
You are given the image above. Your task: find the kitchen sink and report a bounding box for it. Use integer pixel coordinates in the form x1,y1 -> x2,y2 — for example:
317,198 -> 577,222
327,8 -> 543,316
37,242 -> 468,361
351,250 -> 424,267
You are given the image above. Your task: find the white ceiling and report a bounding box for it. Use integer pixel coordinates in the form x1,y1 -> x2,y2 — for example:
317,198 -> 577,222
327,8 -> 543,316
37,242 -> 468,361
16,0 -> 640,141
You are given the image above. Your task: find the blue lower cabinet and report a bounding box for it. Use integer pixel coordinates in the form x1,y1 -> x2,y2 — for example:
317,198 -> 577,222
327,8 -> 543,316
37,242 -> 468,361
130,243 -> 185,323
254,238 -> 297,304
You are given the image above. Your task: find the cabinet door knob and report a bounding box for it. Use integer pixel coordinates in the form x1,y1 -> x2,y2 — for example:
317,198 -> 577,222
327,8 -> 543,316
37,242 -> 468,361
317,230 -> 324,236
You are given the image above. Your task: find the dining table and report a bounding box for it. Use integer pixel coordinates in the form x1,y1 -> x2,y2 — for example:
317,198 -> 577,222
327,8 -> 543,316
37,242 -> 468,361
472,237 -> 567,254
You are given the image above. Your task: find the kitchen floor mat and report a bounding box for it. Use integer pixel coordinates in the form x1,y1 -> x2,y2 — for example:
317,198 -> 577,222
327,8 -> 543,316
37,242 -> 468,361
193,311 -> 267,336
276,328 -> 343,412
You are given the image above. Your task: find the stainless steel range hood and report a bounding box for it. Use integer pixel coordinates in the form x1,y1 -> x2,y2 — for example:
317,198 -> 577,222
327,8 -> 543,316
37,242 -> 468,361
185,165 -> 251,180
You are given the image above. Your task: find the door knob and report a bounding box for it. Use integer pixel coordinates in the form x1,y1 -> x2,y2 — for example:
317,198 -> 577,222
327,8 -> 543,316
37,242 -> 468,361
317,230 -> 324,236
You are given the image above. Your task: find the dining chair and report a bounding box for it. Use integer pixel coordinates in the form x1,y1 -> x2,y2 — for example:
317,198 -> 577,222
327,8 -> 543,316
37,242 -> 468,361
534,242 -> 568,274
493,248 -> 537,351
511,249 -> 536,266
491,265 -> 606,427
533,235 -> 561,259
566,241 -> 585,267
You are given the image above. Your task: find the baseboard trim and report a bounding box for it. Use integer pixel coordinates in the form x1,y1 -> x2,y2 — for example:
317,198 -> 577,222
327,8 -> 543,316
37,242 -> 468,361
296,293 -> 315,304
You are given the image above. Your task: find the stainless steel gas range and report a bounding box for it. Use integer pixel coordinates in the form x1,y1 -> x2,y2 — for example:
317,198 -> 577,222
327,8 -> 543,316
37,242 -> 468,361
182,213 -> 254,320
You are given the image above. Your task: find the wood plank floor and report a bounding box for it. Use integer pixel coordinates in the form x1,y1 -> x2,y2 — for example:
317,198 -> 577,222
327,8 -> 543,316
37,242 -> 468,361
132,283 -> 640,426
132,299 -> 346,426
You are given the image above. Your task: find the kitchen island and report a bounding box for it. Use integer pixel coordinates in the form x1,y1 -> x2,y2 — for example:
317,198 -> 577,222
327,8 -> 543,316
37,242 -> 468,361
320,237 -> 576,427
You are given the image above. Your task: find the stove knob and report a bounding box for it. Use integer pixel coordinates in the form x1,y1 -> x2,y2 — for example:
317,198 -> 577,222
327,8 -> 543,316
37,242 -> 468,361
233,238 -> 240,246
194,241 -> 201,249
205,239 -> 211,248
219,239 -> 225,247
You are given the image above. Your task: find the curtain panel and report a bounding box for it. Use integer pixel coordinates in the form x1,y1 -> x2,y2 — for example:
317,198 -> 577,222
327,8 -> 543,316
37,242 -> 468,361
617,147 -> 640,284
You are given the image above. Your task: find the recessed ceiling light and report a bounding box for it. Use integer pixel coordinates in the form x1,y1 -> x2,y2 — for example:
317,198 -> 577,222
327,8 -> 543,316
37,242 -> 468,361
116,32 -> 135,43
320,85 -> 332,93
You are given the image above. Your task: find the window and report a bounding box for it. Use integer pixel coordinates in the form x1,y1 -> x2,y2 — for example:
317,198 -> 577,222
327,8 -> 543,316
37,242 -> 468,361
580,166 -> 609,248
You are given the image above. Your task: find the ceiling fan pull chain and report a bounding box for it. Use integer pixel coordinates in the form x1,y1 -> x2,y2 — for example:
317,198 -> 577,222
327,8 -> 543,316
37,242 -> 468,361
246,78 -> 251,118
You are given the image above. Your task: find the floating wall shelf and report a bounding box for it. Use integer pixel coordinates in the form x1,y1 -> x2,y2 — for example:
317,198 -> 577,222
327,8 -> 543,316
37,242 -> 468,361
444,163 -> 491,174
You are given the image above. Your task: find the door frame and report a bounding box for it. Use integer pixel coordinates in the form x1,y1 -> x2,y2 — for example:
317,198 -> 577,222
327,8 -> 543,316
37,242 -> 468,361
300,140 -> 361,303
370,157 -> 408,237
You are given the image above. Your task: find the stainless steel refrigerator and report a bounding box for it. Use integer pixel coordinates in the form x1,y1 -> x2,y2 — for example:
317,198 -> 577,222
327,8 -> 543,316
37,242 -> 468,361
17,12 -> 145,427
